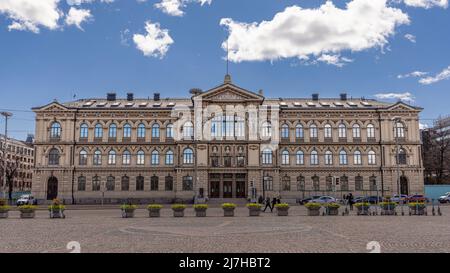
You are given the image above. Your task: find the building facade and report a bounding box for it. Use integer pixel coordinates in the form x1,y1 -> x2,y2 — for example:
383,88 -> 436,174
32,76 -> 424,204
0,134 -> 34,193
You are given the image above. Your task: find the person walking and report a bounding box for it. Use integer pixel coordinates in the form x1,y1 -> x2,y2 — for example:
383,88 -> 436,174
263,197 -> 271,212
270,197 -> 277,212
348,193 -> 354,211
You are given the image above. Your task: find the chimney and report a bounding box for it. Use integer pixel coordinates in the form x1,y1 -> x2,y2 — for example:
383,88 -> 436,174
340,93 -> 347,101
312,93 -> 319,101
107,92 -> 116,101
154,92 -> 160,101
127,93 -> 134,101
189,88 -> 203,96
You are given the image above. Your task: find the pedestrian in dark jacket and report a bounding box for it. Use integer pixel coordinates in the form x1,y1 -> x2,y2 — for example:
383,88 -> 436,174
348,193 -> 354,211
263,197 -> 271,212
258,195 -> 264,204
271,198 -> 277,212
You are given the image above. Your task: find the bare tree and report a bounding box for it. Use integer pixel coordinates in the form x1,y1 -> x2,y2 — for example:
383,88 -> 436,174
423,116 -> 450,184
0,157 -> 21,201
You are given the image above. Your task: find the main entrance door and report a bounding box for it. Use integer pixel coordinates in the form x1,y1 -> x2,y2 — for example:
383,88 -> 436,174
223,181 -> 233,198
236,181 -> 246,198
47,176 -> 58,200
210,181 -> 220,198
400,176 -> 409,195
208,173 -> 247,198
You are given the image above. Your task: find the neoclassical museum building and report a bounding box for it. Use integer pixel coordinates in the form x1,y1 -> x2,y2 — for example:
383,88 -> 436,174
32,75 -> 424,204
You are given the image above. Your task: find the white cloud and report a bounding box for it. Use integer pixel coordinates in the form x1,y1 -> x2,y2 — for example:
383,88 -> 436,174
155,0 -> 212,16
404,33 -> 416,43
65,7 -> 92,30
66,0 -> 114,5
316,54 -> 353,67
220,0 -> 409,64
133,21 -> 174,58
374,92 -> 415,102
403,0 -> 448,9
397,71 -> 428,78
419,66 -> 450,85
419,122 -> 429,130
0,0 -> 62,33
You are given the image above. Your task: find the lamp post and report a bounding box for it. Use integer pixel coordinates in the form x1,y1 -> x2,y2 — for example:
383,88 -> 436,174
392,117 -> 403,214
1,112 -> 12,201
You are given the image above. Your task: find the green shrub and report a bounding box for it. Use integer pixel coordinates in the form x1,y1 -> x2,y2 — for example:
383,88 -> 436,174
48,204 -> 66,211
221,203 -> 237,209
0,205 -> 11,212
193,204 -> 208,210
19,205 -> 37,211
408,202 -> 426,208
304,202 -> 322,209
274,203 -> 289,209
147,204 -> 163,210
246,203 -> 262,209
120,204 -> 137,210
379,202 -> 397,208
171,204 -> 187,210
324,202 -> 340,209
354,202 -> 370,207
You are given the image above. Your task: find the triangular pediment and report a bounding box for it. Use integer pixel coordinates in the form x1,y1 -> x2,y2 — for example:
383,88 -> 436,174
33,101 -> 70,112
197,82 -> 264,102
386,102 -> 421,111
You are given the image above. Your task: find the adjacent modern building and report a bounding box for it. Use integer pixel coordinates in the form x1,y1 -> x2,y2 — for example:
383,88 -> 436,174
32,76 -> 424,203
0,134 -> 35,192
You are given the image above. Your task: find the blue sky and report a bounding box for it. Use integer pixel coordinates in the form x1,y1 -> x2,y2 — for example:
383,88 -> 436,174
0,0 -> 449,140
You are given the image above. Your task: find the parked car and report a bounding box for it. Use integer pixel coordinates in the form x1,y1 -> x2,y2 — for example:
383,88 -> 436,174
297,196 -> 321,205
407,195 -> 429,203
364,196 -> 383,204
438,193 -> 450,203
391,194 -> 408,203
16,195 -> 36,206
352,196 -> 365,204
309,196 -> 337,204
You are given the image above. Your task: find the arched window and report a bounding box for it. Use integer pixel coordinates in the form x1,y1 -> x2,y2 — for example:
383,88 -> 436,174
50,122 -> 61,139
183,148 -> 194,164
324,124 -> 332,138
282,150 -> 290,165
262,148 -> 272,164
394,122 -> 405,138
166,123 -> 174,138
369,176 -> 377,191
352,124 -> 361,138
295,124 -> 304,139
325,150 -> 333,165
93,150 -> 102,165
137,150 -> 145,165
152,123 -> 160,138
354,150 -> 362,165
339,150 -> 348,165
121,176 -> 129,191
355,175 -> 363,191
106,176 -> 115,191
182,121 -> 194,139
340,175 -> 349,191
312,175 -> 320,191
79,150 -> 87,165
296,150 -> 304,165
261,121 -> 272,138
281,124 -> 289,138
137,123 -> 146,138
310,124 -> 318,138
80,123 -> 88,139
282,176 -> 291,191
151,150 -> 159,165
367,124 -> 375,139
263,176 -> 273,191
49,148 -> 60,165
122,150 -> 131,165
165,175 -> 173,191
165,150 -> 174,165
326,176 -> 333,191
235,116 -> 245,137
123,123 -> 131,138
109,123 -> 117,138
136,175 -> 144,191
310,150 -> 319,165
92,175 -> 100,191
77,176 -> 86,191
297,175 -> 305,191
108,150 -> 116,165
182,176 -> 193,191
338,123 -> 347,138
151,175 -> 159,191
94,123 -> 103,138
397,148 -> 407,165
368,150 -> 376,165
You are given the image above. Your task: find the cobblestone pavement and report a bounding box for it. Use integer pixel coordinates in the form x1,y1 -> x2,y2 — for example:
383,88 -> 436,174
1,205 -> 449,253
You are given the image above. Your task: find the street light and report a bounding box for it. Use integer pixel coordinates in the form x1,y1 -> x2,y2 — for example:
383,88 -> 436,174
392,117 -> 403,215
1,112 -> 12,201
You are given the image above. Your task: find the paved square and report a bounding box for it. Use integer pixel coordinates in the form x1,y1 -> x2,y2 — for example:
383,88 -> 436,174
1,205 -> 449,253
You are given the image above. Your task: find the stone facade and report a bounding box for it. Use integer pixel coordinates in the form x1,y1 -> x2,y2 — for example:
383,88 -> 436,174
32,76 -> 424,204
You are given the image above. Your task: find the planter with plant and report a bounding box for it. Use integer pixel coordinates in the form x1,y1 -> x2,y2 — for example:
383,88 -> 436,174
324,202 -> 340,216
147,204 -> 163,217
48,199 -> 66,219
379,202 -> 397,215
193,204 -> 208,217
0,199 -> 10,219
222,203 -> 236,217
275,203 -> 290,216
305,202 -> 322,216
19,205 -> 37,219
408,202 -> 426,216
172,204 -> 186,217
246,203 -> 262,216
120,204 -> 137,218
355,202 -> 370,216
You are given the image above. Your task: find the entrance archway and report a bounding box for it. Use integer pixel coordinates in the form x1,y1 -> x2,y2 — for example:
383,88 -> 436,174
400,176 -> 408,195
47,176 -> 58,200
